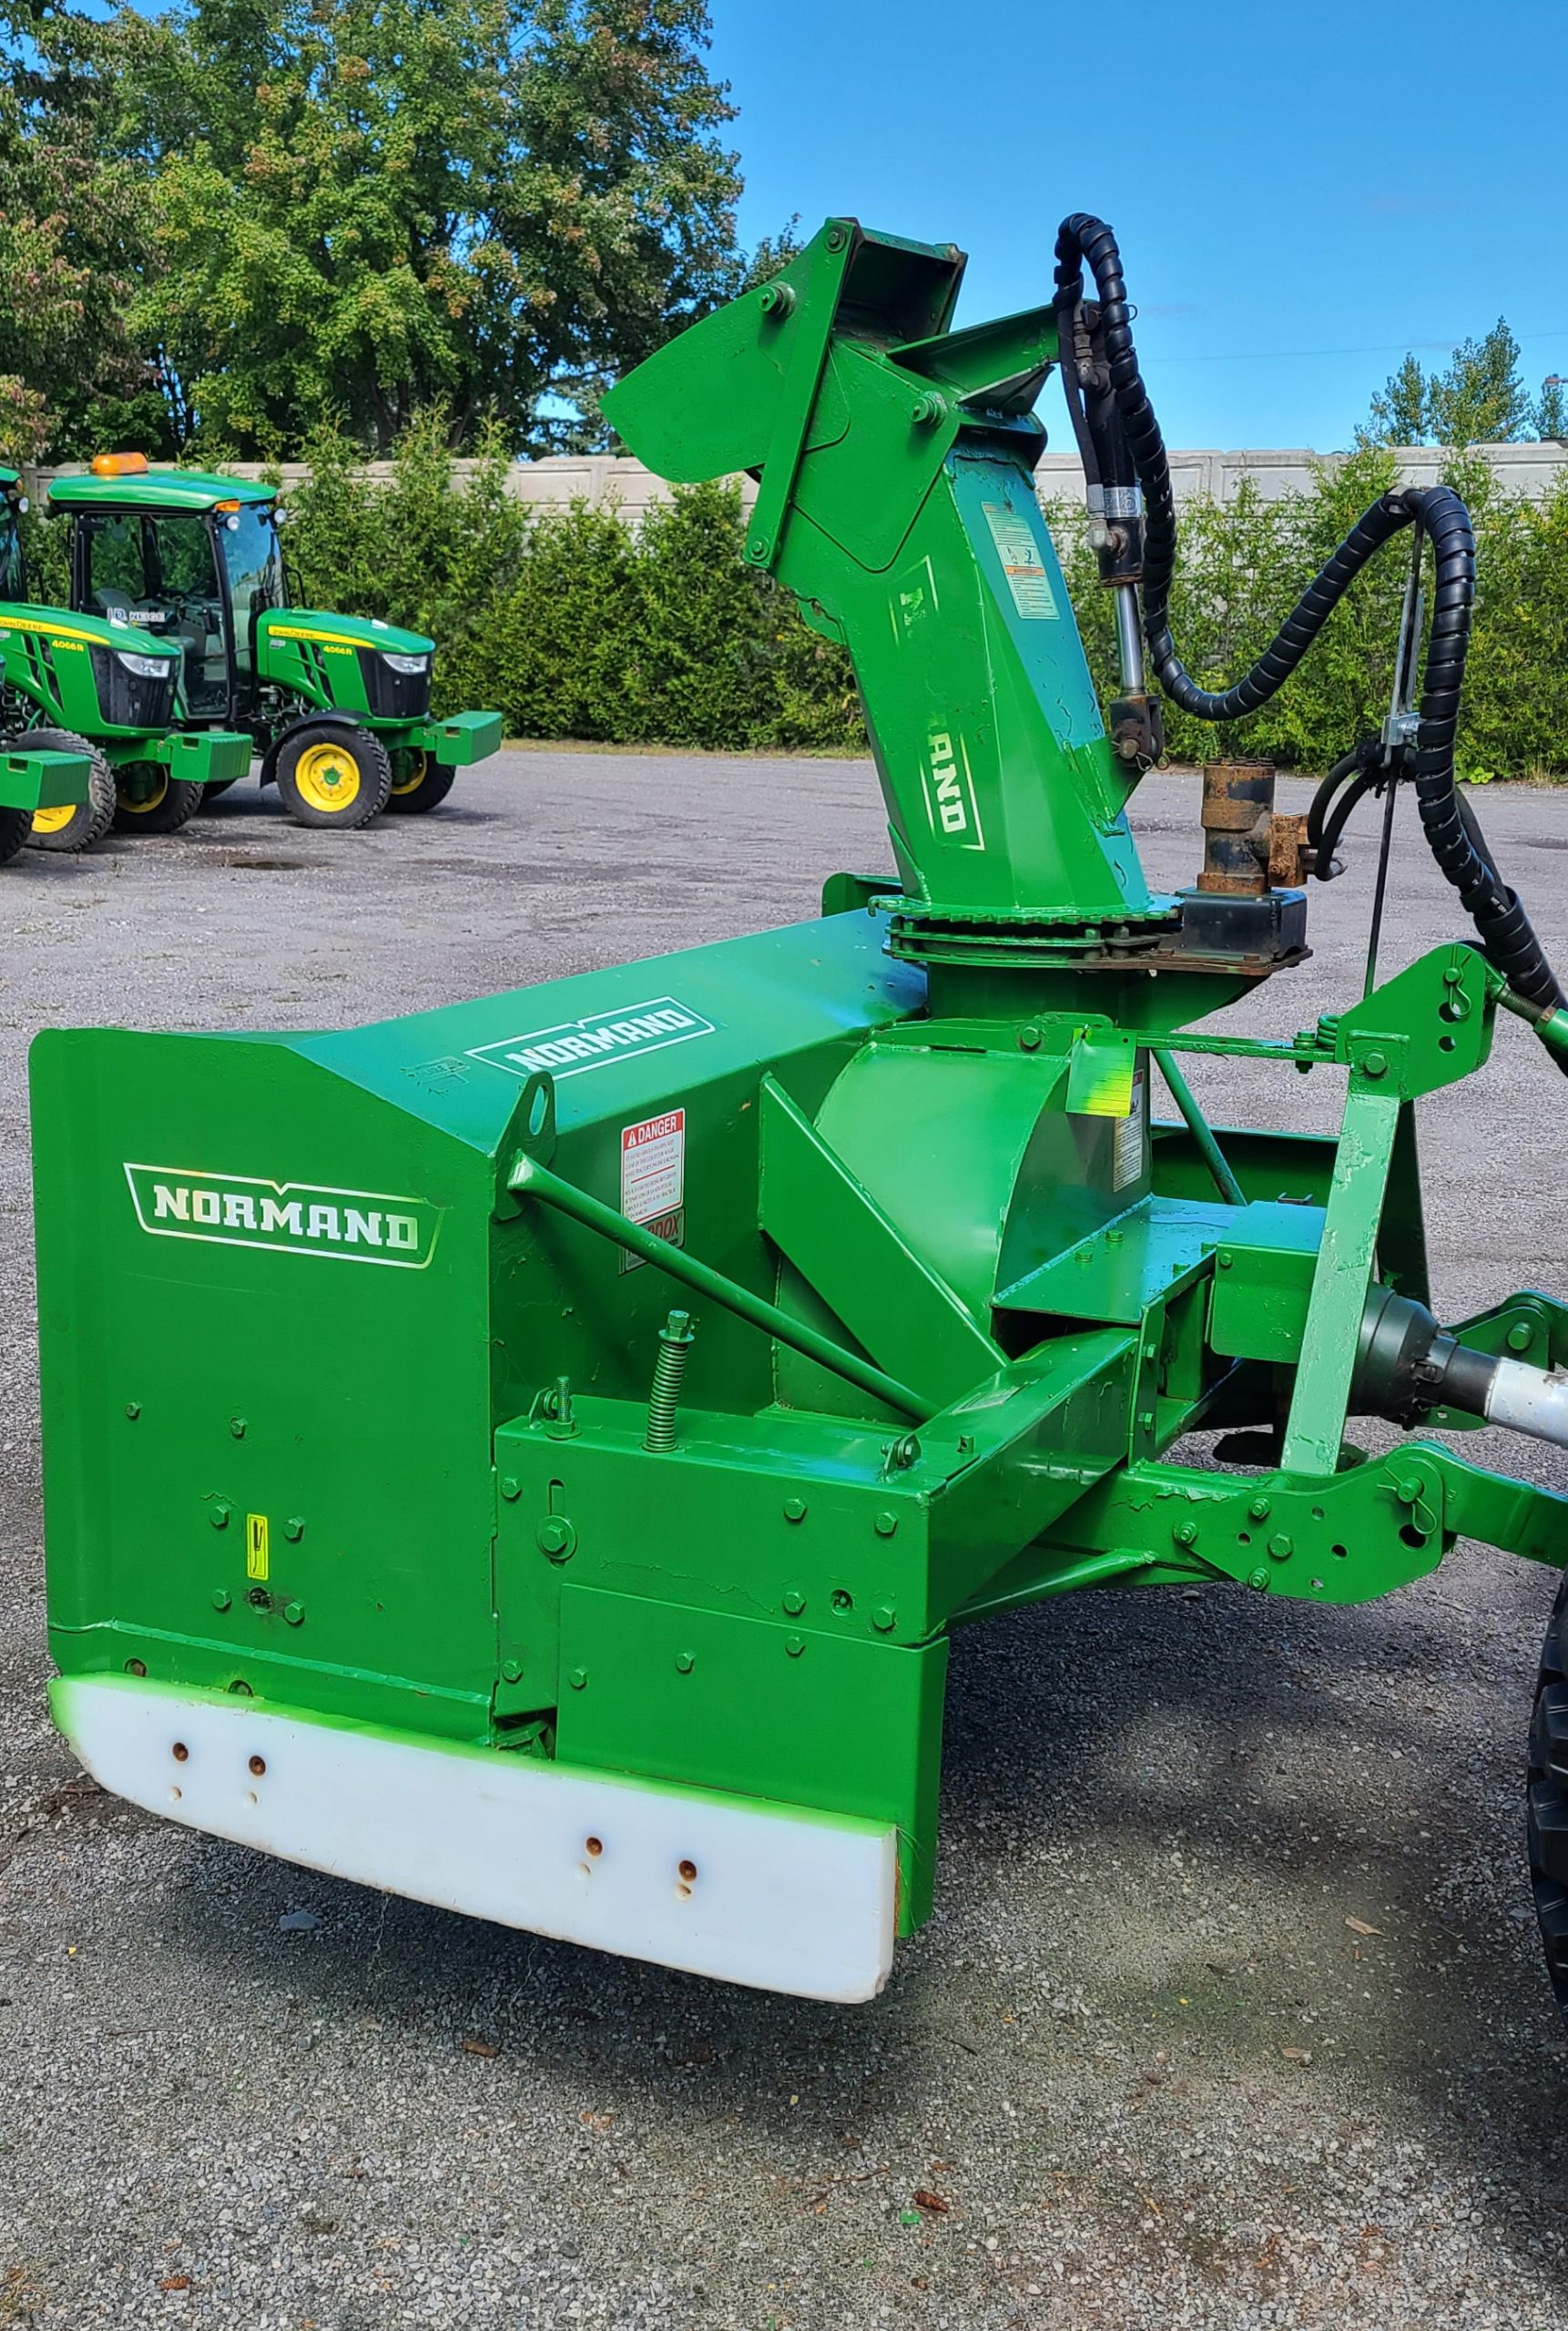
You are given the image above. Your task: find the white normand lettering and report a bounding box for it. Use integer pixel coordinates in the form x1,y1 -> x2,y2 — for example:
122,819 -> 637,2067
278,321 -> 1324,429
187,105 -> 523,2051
468,994 -> 718,1084
124,1165 -> 443,1271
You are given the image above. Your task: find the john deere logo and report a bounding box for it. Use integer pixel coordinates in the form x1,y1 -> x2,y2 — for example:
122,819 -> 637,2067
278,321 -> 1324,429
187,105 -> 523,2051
467,995 -> 717,1082
124,1164 -> 443,1269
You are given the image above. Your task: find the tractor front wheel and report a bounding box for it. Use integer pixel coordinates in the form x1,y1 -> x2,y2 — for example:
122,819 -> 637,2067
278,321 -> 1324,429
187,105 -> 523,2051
386,748 -> 456,815
25,728 -> 117,854
274,725 -> 392,830
112,761 -> 207,836
1528,1566 -> 1568,2021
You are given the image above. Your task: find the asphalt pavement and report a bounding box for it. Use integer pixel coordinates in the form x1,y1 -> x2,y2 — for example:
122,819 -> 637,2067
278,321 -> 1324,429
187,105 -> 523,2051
3,748 -> 1568,2329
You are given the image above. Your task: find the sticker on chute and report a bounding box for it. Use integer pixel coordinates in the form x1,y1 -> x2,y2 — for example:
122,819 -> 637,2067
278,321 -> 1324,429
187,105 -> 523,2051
619,1110 -> 686,1274
981,502 -> 1059,621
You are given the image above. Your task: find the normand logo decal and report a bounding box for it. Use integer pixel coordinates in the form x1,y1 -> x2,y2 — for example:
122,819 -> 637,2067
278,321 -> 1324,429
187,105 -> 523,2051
125,1165 -> 443,1269
466,995 -> 717,1082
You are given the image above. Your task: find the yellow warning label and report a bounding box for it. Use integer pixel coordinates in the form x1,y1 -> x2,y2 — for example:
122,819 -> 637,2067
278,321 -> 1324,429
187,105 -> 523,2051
245,1512 -> 270,1582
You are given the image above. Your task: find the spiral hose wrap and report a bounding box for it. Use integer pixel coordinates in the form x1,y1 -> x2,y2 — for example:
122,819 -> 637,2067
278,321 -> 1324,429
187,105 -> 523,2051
1053,213 -> 1563,1017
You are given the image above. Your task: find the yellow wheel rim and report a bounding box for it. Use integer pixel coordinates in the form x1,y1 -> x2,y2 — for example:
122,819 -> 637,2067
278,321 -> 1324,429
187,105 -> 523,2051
295,740 -> 361,813
116,772 -> 169,817
31,802 -> 78,835
390,749 -> 430,799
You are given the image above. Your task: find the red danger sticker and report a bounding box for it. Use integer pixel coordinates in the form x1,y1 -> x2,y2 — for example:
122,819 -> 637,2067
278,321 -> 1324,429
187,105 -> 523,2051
621,1108 -> 686,1224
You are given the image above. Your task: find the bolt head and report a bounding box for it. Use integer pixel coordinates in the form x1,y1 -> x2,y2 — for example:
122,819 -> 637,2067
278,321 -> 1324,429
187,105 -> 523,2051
283,1601 -> 305,1626
501,1657 -> 524,1684
537,1517 -> 575,1558
1172,1519 -> 1198,1548
782,1588 -> 806,1616
501,1476 -> 522,1501
675,1650 -> 695,1674
1361,1050 -> 1389,1078
1217,1252 -> 1234,1270
125,1401 -> 141,1421
783,1496 -> 808,1523
568,1668 -> 588,1691
872,1604 -> 897,1633
1248,1497 -> 1271,1522
211,1588 -> 231,1612
1247,1567 -> 1271,1593
785,1635 -> 806,1659
229,1416 -> 247,1440
1018,1023 -> 1043,1051
1267,1532 -> 1293,1562
283,1517 -> 305,1542
209,1501 -> 231,1530
873,1510 -> 899,1537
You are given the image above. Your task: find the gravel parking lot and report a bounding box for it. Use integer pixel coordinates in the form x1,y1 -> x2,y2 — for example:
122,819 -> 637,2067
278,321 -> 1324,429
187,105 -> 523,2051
4,748 -> 1568,2331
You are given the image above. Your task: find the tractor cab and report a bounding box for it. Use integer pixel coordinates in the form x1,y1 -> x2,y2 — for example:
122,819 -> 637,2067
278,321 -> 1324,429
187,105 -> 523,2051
0,471 -> 26,602
53,456 -> 282,727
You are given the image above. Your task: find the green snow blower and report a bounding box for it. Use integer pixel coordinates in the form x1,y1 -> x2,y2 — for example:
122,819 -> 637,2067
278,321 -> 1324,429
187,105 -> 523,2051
48,454 -> 503,828
32,219 -> 1568,2010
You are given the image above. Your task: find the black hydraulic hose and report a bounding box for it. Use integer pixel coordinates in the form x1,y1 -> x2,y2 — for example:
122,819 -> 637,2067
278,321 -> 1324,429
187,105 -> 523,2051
1053,211 -> 1565,1021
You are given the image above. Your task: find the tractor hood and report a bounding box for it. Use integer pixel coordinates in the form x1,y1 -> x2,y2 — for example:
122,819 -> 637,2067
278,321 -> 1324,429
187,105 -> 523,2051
257,610 -> 435,659
0,602 -> 180,660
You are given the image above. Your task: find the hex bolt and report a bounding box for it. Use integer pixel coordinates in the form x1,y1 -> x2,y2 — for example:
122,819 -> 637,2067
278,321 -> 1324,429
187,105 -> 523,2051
759,281 -> 796,318
537,1516 -> 575,1562
209,1501 -> 231,1531
1361,1050 -> 1389,1079
911,390 -> 949,428
1508,1322 -> 1535,1352
568,1668 -> 588,1691
782,1587 -> 806,1615
501,1657 -> 524,1684
1171,1519 -> 1199,1549
1017,1024 -> 1043,1052
825,226 -> 848,251
873,1511 -> 899,1538
644,1309 -> 697,1453
283,1601 -> 305,1627
283,1518 -> 305,1542
1217,1252 -> 1234,1270
1267,1533 -> 1294,1562
884,1433 -> 921,1471
1248,1497 -> 1271,1522
211,1587 -> 231,1613
783,1496 -> 808,1523
501,1477 -> 522,1502
229,1417 -> 247,1440
674,1650 -> 695,1674
125,1401 -> 141,1421
786,1635 -> 806,1658
1247,1567 -> 1271,1593
1137,1410 -> 1156,1432
872,1604 -> 897,1633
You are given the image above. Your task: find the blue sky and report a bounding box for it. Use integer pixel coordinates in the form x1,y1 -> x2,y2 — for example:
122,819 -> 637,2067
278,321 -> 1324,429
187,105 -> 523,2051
708,0 -> 1568,450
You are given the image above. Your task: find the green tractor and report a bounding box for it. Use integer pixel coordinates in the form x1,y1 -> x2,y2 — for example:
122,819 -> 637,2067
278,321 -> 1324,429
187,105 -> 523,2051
0,469 -> 252,850
47,454 -> 504,829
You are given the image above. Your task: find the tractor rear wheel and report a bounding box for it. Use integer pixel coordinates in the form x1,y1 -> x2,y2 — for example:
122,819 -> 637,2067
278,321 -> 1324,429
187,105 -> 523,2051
274,725 -> 392,830
112,761 -> 206,836
385,748 -> 456,815
1527,1566 -> 1568,2021
24,728 -> 116,854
